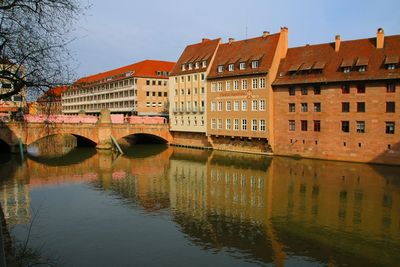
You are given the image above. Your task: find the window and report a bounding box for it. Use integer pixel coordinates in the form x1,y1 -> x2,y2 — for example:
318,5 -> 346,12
252,100 -> 258,111
226,119 -> 231,130
242,80 -> 248,90
218,119 -> 222,129
211,83 -> 216,92
187,101 -> 191,111
187,88 -> 190,95
387,83 -> 396,93
226,81 -> 231,91
194,87 -> 198,95
181,64 -> 186,71
314,120 -> 321,132
195,62 -> 200,69
217,82 -> 223,92
343,67 -> 351,73
386,122 -> 395,134
226,101 -> 231,111
181,76 -> 184,83
301,103 -> 308,112
342,102 -> 350,112
358,66 -> 366,72
201,87 -> 205,94
356,121 -> 365,133
251,60 -> 259,68
260,120 -> 266,131
386,102 -> 395,112
259,100 -> 265,111
194,74 -> 198,81
202,61 -> 207,68
234,101 -> 239,111
357,102 -> 365,112
342,121 -> 350,132
201,73 -> 205,80
211,101 -> 216,111
242,119 -> 247,131
218,101 -> 223,111
260,78 -> 265,88
289,120 -> 295,131
301,120 -> 308,131
239,62 -> 246,70
146,80 -> 150,85
387,64 -> 396,70
234,80 -> 239,90
289,87 -> 295,96
342,84 -> 350,94
228,64 -> 234,71
152,80 -> 156,85
252,119 -> 257,131
249,78 -> 257,89
146,91 -> 150,97
218,65 -> 224,72
301,87 -> 308,95
314,103 -> 321,112
314,86 -> 321,95
211,118 -> 216,129
234,119 -> 239,131
289,103 -> 295,112
357,84 -> 365,94
242,100 -> 247,111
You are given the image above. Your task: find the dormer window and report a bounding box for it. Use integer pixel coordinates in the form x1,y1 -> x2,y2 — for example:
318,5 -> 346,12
356,58 -> 368,73
195,62 -> 200,69
384,55 -> 399,70
228,64 -> 234,71
188,63 -> 193,70
343,67 -> 351,73
341,59 -> 354,73
251,60 -> 259,69
181,64 -> 186,71
239,62 -> 246,70
202,60 -> 207,68
358,66 -> 366,72
217,65 -> 224,73
387,64 -> 396,70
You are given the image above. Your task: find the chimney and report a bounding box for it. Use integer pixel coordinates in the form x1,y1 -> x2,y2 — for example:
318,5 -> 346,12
228,38 -> 235,44
376,28 -> 384,49
262,31 -> 270,37
335,35 -> 341,52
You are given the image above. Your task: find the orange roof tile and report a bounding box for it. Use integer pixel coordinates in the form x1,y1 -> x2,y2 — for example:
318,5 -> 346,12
208,33 -> 281,79
75,60 -> 175,85
170,38 -> 221,76
37,86 -> 68,102
274,34 -> 400,86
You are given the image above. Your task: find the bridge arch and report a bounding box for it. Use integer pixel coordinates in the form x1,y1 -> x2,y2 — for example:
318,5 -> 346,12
27,133 -> 97,147
118,133 -> 168,145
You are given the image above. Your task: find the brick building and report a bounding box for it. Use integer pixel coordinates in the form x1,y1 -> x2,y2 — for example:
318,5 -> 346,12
62,60 -> 175,116
169,38 -> 221,146
36,86 -> 68,115
207,28 -> 288,153
272,29 -> 400,164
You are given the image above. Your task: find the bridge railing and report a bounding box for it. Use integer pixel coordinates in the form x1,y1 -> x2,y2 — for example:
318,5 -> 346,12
21,115 -> 167,125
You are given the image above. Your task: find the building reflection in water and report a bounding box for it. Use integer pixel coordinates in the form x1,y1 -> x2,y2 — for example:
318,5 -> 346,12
0,146 -> 398,266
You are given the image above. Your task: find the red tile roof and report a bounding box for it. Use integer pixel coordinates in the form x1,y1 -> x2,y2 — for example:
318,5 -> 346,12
273,34 -> 400,86
37,86 -> 68,102
208,33 -> 281,79
170,38 -> 221,76
75,60 -> 175,85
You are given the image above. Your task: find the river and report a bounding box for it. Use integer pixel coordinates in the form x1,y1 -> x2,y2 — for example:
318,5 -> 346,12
0,144 -> 399,266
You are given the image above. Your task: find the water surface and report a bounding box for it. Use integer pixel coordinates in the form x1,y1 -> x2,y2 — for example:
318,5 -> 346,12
0,145 -> 399,266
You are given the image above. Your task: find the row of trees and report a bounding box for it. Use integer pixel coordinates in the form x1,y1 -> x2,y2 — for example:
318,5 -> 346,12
0,0 -> 87,101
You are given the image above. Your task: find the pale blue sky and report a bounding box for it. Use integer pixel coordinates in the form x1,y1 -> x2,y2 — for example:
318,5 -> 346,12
70,0 -> 400,77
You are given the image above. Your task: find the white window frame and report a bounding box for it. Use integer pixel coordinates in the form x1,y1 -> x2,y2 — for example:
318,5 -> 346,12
234,119 -> 239,131
260,78 -> 265,88
211,101 -> 216,111
226,101 -> 231,111
252,119 -> 257,131
239,62 -> 246,70
195,62 -> 200,69
242,119 -> 247,131
211,118 -> 216,129
259,100 -> 265,111
242,100 -> 247,111
252,78 -> 258,89
260,120 -> 266,131
218,65 -> 224,73
228,64 -> 234,71
251,60 -> 259,69
211,82 -> 216,92
226,119 -> 231,130
233,80 -> 239,90
252,100 -> 258,111
218,101 -> 222,111
234,101 -> 239,111
226,81 -> 231,91
217,82 -> 223,92
242,79 -> 248,90
218,119 -> 222,129
202,61 -> 207,68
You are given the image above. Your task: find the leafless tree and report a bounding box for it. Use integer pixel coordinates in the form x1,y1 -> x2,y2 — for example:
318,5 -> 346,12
0,0 -> 87,101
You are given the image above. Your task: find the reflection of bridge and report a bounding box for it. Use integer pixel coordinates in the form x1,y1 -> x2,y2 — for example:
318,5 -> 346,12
0,114 -> 172,151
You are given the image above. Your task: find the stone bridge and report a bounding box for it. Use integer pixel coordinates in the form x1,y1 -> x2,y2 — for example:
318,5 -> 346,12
0,112 -> 172,152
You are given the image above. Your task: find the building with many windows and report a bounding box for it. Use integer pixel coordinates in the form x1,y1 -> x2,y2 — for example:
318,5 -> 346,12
62,60 -> 175,116
272,28 -> 400,164
169,38 -> 221,146
207,28 -> 288,153
36,86 -> 68,115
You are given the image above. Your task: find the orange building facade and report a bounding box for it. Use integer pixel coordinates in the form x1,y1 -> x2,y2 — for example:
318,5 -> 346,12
62,60 -> 175,116
207,28 -> 288,153
272,29 -> 400,164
